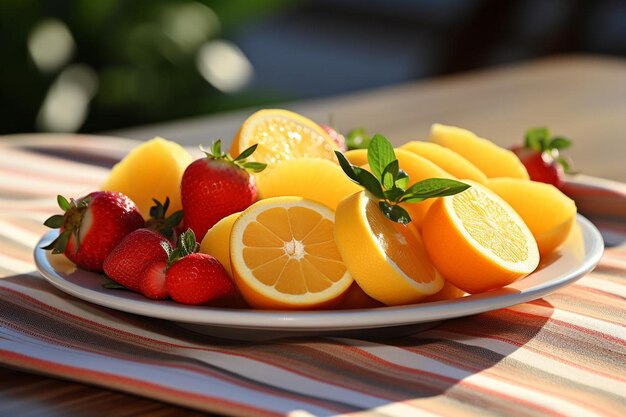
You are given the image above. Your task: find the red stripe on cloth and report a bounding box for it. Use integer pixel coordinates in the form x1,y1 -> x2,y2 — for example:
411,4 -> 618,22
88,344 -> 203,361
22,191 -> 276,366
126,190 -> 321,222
0,349 -> 283,417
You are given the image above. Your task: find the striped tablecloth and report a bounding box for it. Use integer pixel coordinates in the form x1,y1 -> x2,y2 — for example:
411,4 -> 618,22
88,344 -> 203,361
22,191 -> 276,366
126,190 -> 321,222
1,135 -> 625,417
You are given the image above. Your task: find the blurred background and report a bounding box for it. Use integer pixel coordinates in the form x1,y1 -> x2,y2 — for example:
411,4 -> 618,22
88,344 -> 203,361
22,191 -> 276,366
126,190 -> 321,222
1,0 -> 625,135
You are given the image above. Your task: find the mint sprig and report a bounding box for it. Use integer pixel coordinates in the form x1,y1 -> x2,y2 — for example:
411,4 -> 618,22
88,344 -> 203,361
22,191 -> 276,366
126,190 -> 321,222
345,127 -> 371,150
335,134 -> 470,224
524,127 -> 574,174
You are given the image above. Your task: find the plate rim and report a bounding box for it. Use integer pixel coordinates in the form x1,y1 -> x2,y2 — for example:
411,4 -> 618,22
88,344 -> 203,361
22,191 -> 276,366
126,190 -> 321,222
33,214 -> 604,331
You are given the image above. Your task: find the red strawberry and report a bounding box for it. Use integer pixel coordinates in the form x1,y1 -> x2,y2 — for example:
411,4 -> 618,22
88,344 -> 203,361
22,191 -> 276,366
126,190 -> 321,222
166,253 -> 235,305
320,124 -> 347,152
139,260 -> 169,300
42,192 -> 144,271
511,127 -> 574,189
181,140 -> 265,240
164,229 -> 235,305
103,228 -> 171,292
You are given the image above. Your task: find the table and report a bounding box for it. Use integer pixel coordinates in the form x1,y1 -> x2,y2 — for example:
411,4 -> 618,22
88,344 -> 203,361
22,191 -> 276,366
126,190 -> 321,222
1,54 -> 625,416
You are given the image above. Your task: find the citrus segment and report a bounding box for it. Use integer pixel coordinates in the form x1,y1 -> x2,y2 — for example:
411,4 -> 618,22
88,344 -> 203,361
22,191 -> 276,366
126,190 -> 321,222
429,124 -> 529,179
102,137 -> 192,219
344,149 -> 369,167
335,190 -> 443,305
230,197 -> 352,309
486,178 -> 577,255
199,212 -> 241,276
422,181 -> 539,294
255,158 -> 361,210
230,109 -> 339,164
400,141 -> 488,184
421,280 -> 466,303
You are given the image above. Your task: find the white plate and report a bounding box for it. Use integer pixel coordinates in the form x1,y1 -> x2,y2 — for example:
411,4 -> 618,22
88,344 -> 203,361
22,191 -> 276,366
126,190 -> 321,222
34,215 -> 604,340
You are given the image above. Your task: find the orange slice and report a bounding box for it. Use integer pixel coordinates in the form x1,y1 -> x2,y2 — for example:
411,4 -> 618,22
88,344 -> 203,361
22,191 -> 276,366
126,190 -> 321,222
334,190 -> 443,305
422,181 -> 540,293
400,141 -> 487,184
486,178 -> 577,256
255,158 -> 361,210
230,197 -> 352,309
429,124 -> 529,179
230,109 -> 339,164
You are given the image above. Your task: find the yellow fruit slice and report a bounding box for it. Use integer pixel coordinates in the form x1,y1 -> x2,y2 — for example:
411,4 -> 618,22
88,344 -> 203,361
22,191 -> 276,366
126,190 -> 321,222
486,178 -> 577,256
230,197 -> 352,309
335,190 -> 443,305
230,109 -> 338,164
199,211 -> 241,276
344,149 -> 369,167
421,280 -> 466,303
255,158 -> 361,210
102,137 -> 192,219
422,181 -> 540,294
338,282 -> 385,309
400,141 -> 487,184
429,124 -> 529,179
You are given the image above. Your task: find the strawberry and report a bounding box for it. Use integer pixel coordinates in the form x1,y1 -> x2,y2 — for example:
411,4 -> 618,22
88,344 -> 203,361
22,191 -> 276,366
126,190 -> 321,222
181,140 -> 265,240
511,127 -> 574,189
320,124 -> 347,152
42,192 -> 144,271
139,260 -> 169,300
164,230 -> 235,305
103,228 -> 171,292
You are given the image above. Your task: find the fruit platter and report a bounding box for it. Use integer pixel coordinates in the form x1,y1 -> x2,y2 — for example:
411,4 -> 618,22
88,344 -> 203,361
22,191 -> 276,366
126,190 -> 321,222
34,109 -> 604,337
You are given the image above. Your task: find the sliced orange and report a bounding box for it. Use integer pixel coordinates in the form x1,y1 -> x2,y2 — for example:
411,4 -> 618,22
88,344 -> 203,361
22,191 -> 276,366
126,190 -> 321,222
421,280 -> 466,303
199,211 -> 241,277
429,124 -> 529,179
486,178 -> 577,256
229,109 -> 339,164
230,197 -> 352,309
102,137 -> 192,219
255,158 -> 361,210
400,141 -> 487,184
422,181 -> 540,294
334,190 -> 443,305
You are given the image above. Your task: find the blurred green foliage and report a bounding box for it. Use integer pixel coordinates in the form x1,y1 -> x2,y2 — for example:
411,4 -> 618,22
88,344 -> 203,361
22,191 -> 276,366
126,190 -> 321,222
0,0 -> 296,134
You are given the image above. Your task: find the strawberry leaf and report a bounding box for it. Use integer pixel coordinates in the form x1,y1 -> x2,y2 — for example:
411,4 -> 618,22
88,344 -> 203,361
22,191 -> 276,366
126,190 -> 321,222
234,143 -> 258,161
43,214 -> 65,229
550,136 -> 572,150
57,195 -> 70,212
41,230 -> 71,254
241,161 -> 267,173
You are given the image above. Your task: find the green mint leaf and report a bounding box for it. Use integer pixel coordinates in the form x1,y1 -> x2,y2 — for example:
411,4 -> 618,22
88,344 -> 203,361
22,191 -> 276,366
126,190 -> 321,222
346,127 -> 371,150
400,178 -> 470,202
378,201 -> 411,224
550,136 -> 572,150
367,134 -> 396,181
395,170 -> 409,190
384,188 -> 405,202
57,195 -> 70,212
43,214 -> 65,229
234,143 -> 258,161
381,160 -> 399,190
242,161 -> 267,173
335,151 -> 359,182
353,167 -> 385,199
